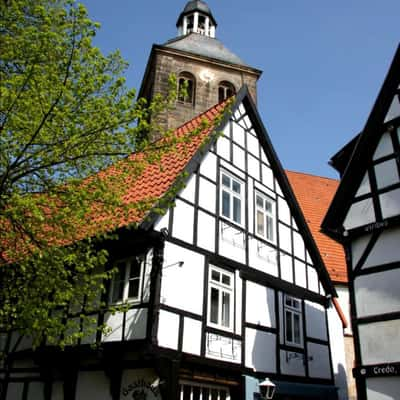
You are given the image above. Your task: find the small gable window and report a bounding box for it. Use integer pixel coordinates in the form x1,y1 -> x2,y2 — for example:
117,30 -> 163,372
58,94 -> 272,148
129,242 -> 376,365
220,171 -> 243,226
178,72 -> 195,105
255,192 -> 276,243
284,295 -> 303,347
110,256 -> 144,303
218,81 -> 235,102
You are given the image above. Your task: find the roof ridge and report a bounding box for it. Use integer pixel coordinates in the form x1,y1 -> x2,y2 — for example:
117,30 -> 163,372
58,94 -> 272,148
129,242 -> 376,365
285,169 -> 339,183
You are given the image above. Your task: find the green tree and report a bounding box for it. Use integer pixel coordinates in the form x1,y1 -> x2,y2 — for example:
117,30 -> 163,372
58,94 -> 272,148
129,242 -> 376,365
0,0 -> 183,352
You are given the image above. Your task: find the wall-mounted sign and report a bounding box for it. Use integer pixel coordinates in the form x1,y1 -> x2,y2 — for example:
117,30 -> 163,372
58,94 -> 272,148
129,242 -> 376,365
354,362 -> 400,378
120,369 -> 162,400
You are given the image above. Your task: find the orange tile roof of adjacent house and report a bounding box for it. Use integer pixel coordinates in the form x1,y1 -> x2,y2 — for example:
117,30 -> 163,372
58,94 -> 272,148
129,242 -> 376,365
286,170 -> 348,284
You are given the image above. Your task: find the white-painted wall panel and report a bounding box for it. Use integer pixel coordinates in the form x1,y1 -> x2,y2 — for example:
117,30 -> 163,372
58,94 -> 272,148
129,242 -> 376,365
217,135 -> 231,161
278,223 -> 292,254
198,177 -> 216,213
359,319 -> 400,364
235,270 -> 243,335
307,266 -> 319,293
305,301 -> 327,341
162,242 -> 204,315
157,309 -> 179,350
172,200 -> 194,244
247,154 -> 260,181
351,234 -> 372,269
363,227 -> 400,268
384,94 -> 400,122
124,308 -> 147,340
182,317 -> 202,356
27,383 -> 45,400
219,223 -> 246,264
373,132 -> 394,160
51,382 -> 63,400
246,281 -> 275,328
275,180 -> 283,196
307,343 -> 331,379
143,251 -> 153,303
179,174 -> 196,203
102,312 -> 123,342
76,371 -> 112,400
355,269 -> 400,317
335,285 -> 352,335
154,210 -> 169,232
375,159 -> 399,189
366,377 -> 400,400
293,232 -> 305,260
245,328 -> 276,373
280,253 -> 293,283
220,159 -> 245,180
6,383 -> 23,400
233,144 -> 245,171
356,173 -> 371,197
199,151 -> 217,182
247,133 -> 259,157
294,260 -> 307,288
232,121 -> 245,147
248,237 -> 279,277
260,148 -> 270,166
261,164 -> 274,190
379,188 -> 400,219
278,197 -> 291,225
197,211 -> 216,252
280,350 -> 306,376
344,198 -> 376,230
248,178 -> 255,235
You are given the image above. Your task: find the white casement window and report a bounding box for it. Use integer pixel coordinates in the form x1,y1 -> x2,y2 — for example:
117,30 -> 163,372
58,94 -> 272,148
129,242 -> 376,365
180,381 -> 230,400
110,257 -> 144,303
284,295 -> 303,347
208,266 -> 234,331
221,172 -> 243,225
255,192 -> 275,242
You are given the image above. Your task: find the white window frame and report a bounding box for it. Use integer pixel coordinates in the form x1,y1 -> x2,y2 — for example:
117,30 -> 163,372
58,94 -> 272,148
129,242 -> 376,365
207,265 -> 234,332
109,256 -> 144,304
220,171 -> 244,226
179,380 -> 231,400
284,295 -> 303,347
255,191 -> 276,243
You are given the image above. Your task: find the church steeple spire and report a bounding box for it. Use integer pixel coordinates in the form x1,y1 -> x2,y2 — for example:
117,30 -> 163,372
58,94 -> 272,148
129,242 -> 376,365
176,0 -> 217,38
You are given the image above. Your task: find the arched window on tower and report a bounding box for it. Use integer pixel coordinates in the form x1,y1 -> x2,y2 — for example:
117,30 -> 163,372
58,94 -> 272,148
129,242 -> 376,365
218,81 -> 236,102
178,72 -> 195,105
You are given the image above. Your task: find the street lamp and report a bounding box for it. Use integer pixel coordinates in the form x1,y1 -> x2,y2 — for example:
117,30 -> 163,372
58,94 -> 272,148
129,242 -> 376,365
259,377 -> 276,399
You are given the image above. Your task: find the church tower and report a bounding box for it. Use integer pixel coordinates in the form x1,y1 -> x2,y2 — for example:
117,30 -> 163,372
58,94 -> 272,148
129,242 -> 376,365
139,0 -> 262,132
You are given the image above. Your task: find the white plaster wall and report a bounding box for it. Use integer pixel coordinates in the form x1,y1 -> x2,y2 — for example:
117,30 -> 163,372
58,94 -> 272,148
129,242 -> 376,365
248,237 -> 279,277
280,253 -> 293,283
219,223 -> 246,264
278,223 -> 292,254
373,132 -> 394,160
247,132 -> 259,157
356,173 -> 371,196
247,154 -> 260,181
261,164 -> 274,190
76,371 -> 112,400
375,159 -> 399,190
245,328 -> 276,373
157,309 -> 179,350
293,231 -> 305,260
232,120 -> 245,147
261,147 -> 270,166
182,317 -> 201,356
51,382 -> 63,400
172,199 -> 194,244
359,319 -> 400,364
197,210 -> 216,252
154,210 -> 169,232
351,234 -> 372,269
305,301 -> 327,341
307,266 -> 319,293
6,383 -> 23,400
161,242 -> 204,315
278,197 -> 291,225
198,177 -> 216,213
380,188 -> 400,219
294,260 -> 307,288
179,174 -> 196,203
233,144 -> 245,171
307,342 -> 331,379
102,312 -> 124,342
245,281 -> 275,328
355,269 -> 400,317
384,93 -> 400,121
280,350 -> 306,376
344,198 -> 376,230
363,227 -> 400,268
216,135 -> 230,161
27,382 -> 45,400
199,151 -> 217,182
124,308 -> 147,340
335,285 -> 352,335
366,377 -> 400,400
327,305 -> 349,400
235,271 -> 243,335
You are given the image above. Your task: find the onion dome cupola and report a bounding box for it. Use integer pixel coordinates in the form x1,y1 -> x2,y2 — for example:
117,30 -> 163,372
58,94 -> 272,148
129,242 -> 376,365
176,0 -> 217,38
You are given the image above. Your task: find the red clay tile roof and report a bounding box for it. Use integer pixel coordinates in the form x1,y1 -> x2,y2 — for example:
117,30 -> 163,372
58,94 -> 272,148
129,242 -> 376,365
286,170 -> 347,284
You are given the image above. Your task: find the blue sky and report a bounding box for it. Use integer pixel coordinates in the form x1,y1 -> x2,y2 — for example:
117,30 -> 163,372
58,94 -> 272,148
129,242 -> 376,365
81,1 -> 399,178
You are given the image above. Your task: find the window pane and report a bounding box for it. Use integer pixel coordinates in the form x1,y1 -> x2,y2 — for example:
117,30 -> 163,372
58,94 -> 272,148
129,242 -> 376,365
294,313 -> 301,343
221,291 -> 230,327
218,87 -> 225,103
257,210 -> 264,235
222,190 -> 230,218
222,174 -> 230,188
232,180 -> 241,194
265,200 -> 272,213
233,197 -> 241,224
210,288 -> 219,324
286,311 -> 293,342
112,279 -> 124,303
266,215 -> 274,240
129,259 -> 141,278
256,195 -> 263,207
128,278 -> 139,299
211,269 -> 220,282
221,273 -> 230,286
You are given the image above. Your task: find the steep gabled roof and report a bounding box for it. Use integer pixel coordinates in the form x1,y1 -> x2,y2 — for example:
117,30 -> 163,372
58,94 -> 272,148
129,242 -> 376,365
286,171 -> 347,284
322,44 -> 400,238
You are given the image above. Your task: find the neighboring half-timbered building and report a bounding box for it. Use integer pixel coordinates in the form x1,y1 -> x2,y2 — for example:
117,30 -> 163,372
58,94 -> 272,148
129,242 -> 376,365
1,2 -> 345,399
322,45 -> 400,400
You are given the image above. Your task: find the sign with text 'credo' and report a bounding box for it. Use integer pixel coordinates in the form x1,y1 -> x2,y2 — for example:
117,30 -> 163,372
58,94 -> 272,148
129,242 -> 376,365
120,369 -> 162,400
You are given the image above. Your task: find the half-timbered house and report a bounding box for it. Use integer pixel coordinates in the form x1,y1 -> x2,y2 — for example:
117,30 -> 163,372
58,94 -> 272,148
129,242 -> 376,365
322,44 -> 400,400
1,2 -> 346,399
